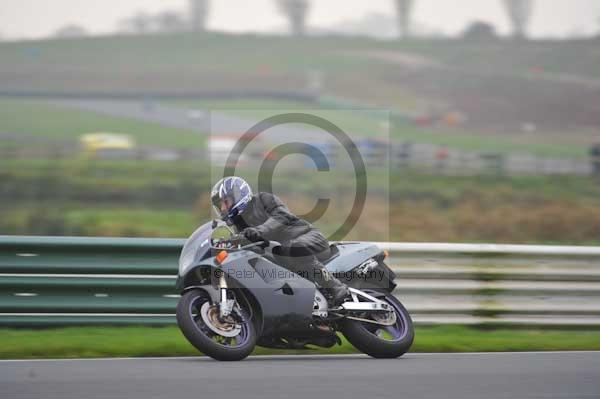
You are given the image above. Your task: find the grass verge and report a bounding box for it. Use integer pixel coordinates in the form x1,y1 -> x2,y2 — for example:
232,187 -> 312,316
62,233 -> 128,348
1,325 -> 599,359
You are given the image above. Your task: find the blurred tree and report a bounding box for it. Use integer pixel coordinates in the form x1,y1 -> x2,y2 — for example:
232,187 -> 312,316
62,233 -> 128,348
462,20 -> 497,40
502,0 -> 534,39
156,11 -> 188,33
394,0 -> 414,39
277,0 -> 310,36
117,12 -> 151,35
54,24 -> 88,38
130,12 -> 151,34
189,0 -> 210,32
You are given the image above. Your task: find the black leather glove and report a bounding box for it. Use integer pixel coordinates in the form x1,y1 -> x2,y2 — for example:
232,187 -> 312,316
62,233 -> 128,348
242,227 -> 262,242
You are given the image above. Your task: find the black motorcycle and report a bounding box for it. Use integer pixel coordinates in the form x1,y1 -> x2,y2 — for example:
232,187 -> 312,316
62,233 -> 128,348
175,220 -> 414,361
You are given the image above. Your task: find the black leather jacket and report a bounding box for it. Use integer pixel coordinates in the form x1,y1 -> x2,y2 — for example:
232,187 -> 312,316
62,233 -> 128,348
231,192 -> 329,256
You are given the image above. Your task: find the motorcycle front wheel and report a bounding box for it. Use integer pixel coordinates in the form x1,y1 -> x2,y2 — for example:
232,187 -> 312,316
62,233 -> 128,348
176,289 -> 257,361
341,294 -> 414,359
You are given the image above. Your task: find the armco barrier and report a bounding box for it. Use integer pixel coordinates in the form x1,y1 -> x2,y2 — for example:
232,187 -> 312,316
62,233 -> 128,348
1,236 -> 599,328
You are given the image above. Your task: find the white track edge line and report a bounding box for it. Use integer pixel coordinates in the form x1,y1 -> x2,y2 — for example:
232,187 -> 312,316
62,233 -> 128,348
0,351 -> 599,363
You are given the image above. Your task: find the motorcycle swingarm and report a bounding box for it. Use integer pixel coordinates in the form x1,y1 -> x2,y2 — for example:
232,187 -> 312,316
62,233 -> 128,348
338,288 -> 392,312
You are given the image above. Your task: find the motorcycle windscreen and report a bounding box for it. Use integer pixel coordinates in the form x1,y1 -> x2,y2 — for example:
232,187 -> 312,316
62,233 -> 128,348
179,221 -> 212,276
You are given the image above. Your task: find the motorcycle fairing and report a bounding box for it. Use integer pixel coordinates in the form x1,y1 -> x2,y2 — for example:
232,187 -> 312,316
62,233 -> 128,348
179,253 -> 316,336
325,242 -> 383,273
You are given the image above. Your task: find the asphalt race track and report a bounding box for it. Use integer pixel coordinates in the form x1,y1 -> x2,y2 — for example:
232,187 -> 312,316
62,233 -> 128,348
2,352 -> 599,399
53,99 -> 338,144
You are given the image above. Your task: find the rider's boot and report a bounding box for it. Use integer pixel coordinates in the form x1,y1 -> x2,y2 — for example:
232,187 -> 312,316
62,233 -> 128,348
311,260 -> 349,307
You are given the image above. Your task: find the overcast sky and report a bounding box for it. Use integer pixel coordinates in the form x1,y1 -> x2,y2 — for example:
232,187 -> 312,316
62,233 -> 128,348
0,0 -> 598,40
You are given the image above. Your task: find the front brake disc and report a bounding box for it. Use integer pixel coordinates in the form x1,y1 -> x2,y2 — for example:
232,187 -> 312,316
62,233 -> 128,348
199,302 -> 242,338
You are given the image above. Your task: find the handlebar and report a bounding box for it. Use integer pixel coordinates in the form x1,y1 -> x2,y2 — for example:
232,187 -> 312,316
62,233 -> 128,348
239,240 -> 270,250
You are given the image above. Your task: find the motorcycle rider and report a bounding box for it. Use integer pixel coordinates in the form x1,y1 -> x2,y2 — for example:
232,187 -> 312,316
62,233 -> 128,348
211,176 -> 349,306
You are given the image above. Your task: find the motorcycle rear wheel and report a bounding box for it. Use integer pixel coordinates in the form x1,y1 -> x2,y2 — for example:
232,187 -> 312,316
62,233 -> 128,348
341,294 -> 414,359
176,289 -> 257,361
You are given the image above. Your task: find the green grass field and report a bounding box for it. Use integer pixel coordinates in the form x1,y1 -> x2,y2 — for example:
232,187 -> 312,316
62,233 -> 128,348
0,99 -> 205,150
2,33 -> 598,82
0,96 -> 592,158
385,39 -> 600,79
1,325 -> 598,359
1,91 -> 599,243
1,206 -> 202,237
2,156 -> 600,243
170,98 -> 592,158
1,33 -> 598,126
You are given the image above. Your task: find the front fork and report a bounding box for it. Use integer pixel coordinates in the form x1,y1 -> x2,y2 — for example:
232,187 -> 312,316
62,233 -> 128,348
218,273 -> 235,319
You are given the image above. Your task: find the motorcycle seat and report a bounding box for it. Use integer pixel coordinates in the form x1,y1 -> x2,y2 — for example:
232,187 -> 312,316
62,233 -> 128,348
268,243 -> 340,266
319,244 -> 340,264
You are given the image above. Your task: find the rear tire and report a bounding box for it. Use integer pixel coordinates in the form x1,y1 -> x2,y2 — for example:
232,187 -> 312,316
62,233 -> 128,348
176,289 -> 257,361
341,294 -> 414,359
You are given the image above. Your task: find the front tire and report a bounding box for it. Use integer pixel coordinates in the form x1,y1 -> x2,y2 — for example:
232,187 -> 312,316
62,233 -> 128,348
176,289 -> 257,361
341,294 -> 414,359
